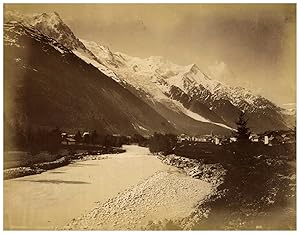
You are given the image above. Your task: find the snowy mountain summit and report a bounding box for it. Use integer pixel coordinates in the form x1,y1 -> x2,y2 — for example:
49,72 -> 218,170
5,11 -> 98,59
81,38 -> 289,131
82,38 -> 264,108
4,10 -> 293,133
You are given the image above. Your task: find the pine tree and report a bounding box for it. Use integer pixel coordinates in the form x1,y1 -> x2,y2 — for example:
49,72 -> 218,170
235,111 -> 251,142
48,127 -> 61,153
91,130 -> 98,144
74,130 -> 82,143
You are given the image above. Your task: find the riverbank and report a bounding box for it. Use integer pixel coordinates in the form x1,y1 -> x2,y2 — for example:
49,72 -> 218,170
4,146 -> 170,229
154,143 -> 296,230
64,170 -> 212,230
4,147 -> 125,180
64,149 -> 218,230
4,145 -> 213,230
140,153 -> 227,230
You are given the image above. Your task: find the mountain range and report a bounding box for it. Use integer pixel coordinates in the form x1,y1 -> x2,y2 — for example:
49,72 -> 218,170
4,11 -> 295,141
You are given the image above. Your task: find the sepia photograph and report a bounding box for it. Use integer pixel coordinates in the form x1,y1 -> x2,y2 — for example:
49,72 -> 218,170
2,2 -> 296,231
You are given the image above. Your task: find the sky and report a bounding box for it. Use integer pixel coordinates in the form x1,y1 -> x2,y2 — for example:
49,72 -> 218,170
4,4 -> 296,105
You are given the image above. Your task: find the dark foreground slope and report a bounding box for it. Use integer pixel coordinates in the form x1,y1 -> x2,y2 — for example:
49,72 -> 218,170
4,22 -> 176,148
148,140 -> 296,230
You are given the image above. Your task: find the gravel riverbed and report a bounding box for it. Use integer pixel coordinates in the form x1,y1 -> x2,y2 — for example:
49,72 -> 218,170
5,146 -> 220,230
64,169 -> 212,230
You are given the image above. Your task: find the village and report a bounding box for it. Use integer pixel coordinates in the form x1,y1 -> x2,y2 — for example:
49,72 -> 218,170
177,129 -> 296,146
60,129 -> 296,148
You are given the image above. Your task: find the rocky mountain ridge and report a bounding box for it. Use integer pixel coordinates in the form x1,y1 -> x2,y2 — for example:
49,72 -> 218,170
4,10 -> 294,135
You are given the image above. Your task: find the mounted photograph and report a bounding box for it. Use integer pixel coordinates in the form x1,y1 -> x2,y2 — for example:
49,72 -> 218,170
3,3 -> 296,230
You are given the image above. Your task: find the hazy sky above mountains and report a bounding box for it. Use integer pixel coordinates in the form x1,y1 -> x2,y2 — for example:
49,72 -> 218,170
5,4 -> 296,105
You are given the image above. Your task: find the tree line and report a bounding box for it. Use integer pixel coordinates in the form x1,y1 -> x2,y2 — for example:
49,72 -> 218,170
5,122 -> 153,155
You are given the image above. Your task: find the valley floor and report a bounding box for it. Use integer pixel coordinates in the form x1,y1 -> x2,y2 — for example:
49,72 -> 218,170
4,145 -> 212,230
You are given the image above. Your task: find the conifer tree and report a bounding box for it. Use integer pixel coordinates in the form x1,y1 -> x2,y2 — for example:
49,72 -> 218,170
74,130 -> 82,143
235,111 -> 251,142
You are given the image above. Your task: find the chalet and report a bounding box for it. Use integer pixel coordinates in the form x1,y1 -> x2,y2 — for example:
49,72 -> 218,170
249,134 -> 260,142
281,132 -> 296,143
264,135 -> 269,145
62,137 -> 76,145
191,136 -> 198,142
197,137 -> 209,142
194,135 -> 213,143
177,134 -> 190,142
214,137 -> 220,145
61,132 -> 67,140
229,137 -> 237,143
204,135 -> 214,143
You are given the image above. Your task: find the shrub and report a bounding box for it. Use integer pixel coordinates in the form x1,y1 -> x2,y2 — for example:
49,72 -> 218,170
149,133 -> 177,155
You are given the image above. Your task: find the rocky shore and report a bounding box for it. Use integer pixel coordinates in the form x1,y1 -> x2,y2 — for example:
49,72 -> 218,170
64,170 -> 212,230
145,153 -> 228,230
64,152 -> 227,231
157,154 -> 227,186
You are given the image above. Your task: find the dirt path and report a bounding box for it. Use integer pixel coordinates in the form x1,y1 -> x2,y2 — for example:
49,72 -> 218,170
4,145 -> 212,230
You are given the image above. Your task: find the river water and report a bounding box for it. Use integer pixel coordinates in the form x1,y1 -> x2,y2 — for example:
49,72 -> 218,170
4,145 -> 211,230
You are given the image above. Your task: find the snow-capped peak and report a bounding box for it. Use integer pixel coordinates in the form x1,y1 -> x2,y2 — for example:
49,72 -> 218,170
80,38 -> 266,112
5,10 -> 87,51
5,11 -> 62,32
4,10 -> 287,132
186,63 -> 200,73
31,12 -> 63,29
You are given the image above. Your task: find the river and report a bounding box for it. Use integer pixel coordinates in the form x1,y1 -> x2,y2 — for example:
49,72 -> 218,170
4,145 -> 212,230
